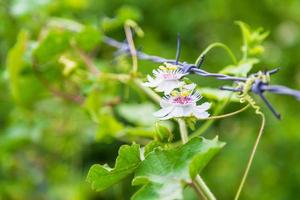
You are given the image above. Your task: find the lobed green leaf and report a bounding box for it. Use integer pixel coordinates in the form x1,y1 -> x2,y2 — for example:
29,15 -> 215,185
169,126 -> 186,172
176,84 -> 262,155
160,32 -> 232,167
116,103 -> 157,127
86,143 -> 141,191
33,29 -> 73,63
74,26 -> 102,51
198,88 -> 239,102
220,58 -> 259,77
131,137 -> 225,200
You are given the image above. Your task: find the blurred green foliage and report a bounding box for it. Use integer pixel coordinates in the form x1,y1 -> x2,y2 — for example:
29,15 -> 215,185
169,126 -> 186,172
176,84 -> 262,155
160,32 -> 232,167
1,0 -> 300,199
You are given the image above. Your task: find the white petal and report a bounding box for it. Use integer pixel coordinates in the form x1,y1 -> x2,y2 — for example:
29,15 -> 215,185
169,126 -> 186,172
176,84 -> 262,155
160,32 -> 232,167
158,105 -> 195,120
155,81 -> 169,92
153,106 -> 174,118
162,80 -> 184,95
175,72 -> 187,79
193,104 -> 211,119
181,105 -> 194,116
142,81 -> 154,87
158,114 -> 173,120
148,75 -> 161,84
168,106 -> 185,118
155,81 -> 176,93
194,111 -> 210,119
152,69 -> 161,75
163,83 -> 176,94
183,83 -> 196,90
143,75 -> 161,87
175,80 -> 185,88
160,99 -> 171,108
196,102 -> 211,111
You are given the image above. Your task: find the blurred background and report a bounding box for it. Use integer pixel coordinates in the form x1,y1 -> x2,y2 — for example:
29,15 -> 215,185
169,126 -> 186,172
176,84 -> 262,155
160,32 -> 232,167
1,0 -> 300,199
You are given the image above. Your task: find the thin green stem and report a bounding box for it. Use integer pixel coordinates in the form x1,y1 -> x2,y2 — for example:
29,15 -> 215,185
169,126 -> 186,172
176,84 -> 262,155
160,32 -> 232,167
190,99 -> 229,138
124,24 -> 138,74
177,118 -> 189,144
97,72 -> 130,82
191,182 -> 207,200
173,103 -> 249,147
177,118 -> 216,200
195,176 -> 216,200
234,113 -> 266,200
195,43 -> 238,66
204,104 -> 250,120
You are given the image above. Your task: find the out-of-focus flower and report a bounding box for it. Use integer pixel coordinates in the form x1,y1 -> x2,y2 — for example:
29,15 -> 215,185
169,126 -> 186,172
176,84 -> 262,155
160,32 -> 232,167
143,63 -> 187,95
154,84 -> 211,120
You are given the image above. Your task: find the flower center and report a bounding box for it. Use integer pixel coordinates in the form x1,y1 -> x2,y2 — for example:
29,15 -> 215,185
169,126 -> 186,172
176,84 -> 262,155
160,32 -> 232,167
162,73 -> 176,80
172,96 -> 193,105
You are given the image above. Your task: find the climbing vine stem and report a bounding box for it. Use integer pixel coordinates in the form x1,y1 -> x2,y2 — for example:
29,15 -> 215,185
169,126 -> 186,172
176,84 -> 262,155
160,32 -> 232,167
177,118 -> 216,200
124,22 -> 139,74
234,112 -> 266,200
195,42 -> 238,66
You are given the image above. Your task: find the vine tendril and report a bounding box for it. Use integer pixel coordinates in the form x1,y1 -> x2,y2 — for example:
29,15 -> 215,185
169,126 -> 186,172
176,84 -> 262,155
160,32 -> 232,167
234,113 -> 266,200
238,71 -> 270,115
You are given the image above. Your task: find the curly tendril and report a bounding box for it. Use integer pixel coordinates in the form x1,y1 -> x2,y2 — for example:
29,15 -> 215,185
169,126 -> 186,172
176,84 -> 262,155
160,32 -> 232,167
238,72 -> 270,115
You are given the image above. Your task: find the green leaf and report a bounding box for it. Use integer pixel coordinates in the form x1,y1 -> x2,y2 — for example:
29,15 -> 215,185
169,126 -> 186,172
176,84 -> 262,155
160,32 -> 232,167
74,26 -> 102,51
185,117 -> 197,130
144,140 -> 164,157
116,103 -> 157,126
131,137 -> 225,200
101,6 -> 141,31
236,21 -> 251,46
236,21 -> 269,57
87,143 -> 141,192
84,91 -> 124,141
6,30 -> 28,104
95,111 -> 124,141
198,88 -> 239,102
116,5 -> 142,23
220,58 -> 259,77
154,122 -> 173,142
33,29 -> 73,63
83,89 -> 103,122
11,0 -> 50,16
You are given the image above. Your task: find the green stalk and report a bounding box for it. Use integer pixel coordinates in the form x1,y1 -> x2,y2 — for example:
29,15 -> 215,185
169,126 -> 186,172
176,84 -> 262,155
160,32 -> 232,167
195,176 -> 216,200
195,42 -> 238,65
190,100 -> 227,137
178,118 -> 189,143
124,24 -> 138,74
177,118 -> 216,200
234,113 -> 266,200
